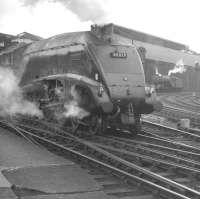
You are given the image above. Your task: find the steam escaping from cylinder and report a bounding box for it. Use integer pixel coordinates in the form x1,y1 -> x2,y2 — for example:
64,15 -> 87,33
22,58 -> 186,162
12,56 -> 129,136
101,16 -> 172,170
63,85 -> 89,119
155,67 -> 162,76
0,67 -> 43,118
63,101 -> 89,119
22,0 -> 108,23
168,59 -> 186,76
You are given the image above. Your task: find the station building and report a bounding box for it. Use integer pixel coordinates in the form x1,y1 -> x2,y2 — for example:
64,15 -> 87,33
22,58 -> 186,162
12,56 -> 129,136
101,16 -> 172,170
0,32 -> 42,76
0,33 -> 14,52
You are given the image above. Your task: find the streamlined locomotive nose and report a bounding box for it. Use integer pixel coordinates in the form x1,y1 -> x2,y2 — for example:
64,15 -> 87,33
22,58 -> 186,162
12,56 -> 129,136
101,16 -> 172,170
91,44 -> 146,101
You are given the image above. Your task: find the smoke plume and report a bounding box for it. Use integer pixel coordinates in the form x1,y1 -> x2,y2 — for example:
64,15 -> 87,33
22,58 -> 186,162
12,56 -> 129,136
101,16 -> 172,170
168,59 -> 186,76
22,0 -> 108,23
0,67 -> 43,117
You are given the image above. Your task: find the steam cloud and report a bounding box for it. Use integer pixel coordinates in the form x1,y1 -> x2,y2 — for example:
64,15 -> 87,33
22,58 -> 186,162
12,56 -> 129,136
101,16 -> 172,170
155,67 -> 162,76
63,85 -> 89,119
0,67 -> 43,118
168,59 -> 186,76
63,101 -> 89,119
22,0 -> 108,23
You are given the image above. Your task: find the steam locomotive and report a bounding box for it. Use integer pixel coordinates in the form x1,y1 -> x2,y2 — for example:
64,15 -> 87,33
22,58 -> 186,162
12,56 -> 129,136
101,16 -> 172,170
0,24 -> 162,135
152,75 -> 183,92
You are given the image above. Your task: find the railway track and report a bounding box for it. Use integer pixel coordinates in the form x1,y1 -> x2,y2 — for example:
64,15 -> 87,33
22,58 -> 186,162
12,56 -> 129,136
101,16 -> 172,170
161,94 -> 200,113
154,106 -> 200,127
142,120 -> 200,148
0,117 -> 199,198
89,135 -> 200,191
156,93 -> 200,127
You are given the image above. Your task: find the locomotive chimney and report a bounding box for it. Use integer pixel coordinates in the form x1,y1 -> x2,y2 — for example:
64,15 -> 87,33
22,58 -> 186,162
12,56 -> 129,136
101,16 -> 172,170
91,23 -> 114,42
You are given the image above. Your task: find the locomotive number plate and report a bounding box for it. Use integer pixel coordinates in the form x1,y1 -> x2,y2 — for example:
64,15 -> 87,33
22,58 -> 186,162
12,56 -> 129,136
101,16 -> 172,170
110,51 -> 127,58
